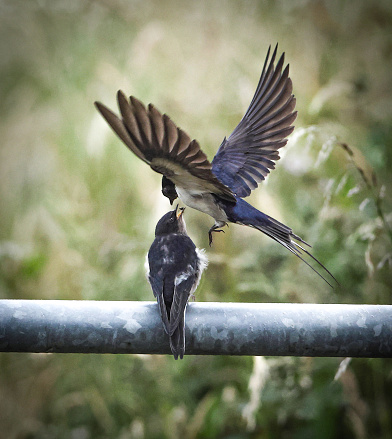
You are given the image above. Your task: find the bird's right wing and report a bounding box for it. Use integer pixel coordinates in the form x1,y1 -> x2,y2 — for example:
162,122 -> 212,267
168,274 -> 196,336
95,92 -> 236,202
148,274 -> 170,334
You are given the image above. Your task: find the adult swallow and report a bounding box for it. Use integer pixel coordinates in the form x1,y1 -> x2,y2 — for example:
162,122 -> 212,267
96,45 -> 337,286
146,206 -> 207,359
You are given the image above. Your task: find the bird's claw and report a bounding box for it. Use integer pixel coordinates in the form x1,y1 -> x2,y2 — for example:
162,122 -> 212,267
208,228 -> 225,246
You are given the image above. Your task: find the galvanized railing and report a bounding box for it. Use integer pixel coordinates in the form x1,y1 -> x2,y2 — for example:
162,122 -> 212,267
0,300 -> 391,357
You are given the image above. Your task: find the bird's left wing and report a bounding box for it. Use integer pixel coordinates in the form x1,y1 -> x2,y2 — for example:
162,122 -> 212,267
211,45 -> 297,198
95,92 -> 236,202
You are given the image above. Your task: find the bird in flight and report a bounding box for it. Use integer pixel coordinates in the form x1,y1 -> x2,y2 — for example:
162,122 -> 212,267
146,206 -> 207,359
95,45 -> 337,287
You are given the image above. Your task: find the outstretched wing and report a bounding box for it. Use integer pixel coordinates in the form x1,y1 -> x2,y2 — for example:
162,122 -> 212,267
211,44 -> 297,198
95,92 -> 236,202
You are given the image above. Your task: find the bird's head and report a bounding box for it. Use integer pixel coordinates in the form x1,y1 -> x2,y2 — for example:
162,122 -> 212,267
161,176 -> 178,205
154,205 -> 187,237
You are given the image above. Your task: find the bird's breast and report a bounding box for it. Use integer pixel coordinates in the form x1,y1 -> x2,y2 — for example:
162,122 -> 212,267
176,187 -> 228,222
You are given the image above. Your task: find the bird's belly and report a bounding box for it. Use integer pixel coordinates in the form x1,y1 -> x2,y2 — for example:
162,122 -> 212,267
176,187 -> 228,222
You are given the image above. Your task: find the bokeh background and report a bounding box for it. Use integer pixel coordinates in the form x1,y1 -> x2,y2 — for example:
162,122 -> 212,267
1,0 -> 391,438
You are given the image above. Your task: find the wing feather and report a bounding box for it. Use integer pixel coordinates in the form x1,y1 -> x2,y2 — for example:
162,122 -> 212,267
95,93 -> 236,202
169,279 -> 192,336
211,44 -> 297,198
148,274 -> 170,334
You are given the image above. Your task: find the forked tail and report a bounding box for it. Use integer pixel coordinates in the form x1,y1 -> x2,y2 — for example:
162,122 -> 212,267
229,198 -> 338,287
169,317 -> 185,360
252,218 -> 338,288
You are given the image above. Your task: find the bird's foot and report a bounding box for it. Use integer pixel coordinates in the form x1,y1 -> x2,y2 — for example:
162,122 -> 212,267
208,224 -> 227,246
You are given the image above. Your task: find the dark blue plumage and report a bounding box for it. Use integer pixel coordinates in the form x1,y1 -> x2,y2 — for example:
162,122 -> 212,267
146,206 -> 207,359
95,44 -> 337,286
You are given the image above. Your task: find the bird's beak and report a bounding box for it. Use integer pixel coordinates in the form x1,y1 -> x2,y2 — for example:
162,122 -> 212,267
176,206 -> 185,219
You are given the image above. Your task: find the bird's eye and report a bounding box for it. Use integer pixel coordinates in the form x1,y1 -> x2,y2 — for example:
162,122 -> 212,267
169,217 -> 175,223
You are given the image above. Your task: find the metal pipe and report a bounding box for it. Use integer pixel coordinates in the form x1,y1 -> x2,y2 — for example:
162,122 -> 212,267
0,300 -> 391,357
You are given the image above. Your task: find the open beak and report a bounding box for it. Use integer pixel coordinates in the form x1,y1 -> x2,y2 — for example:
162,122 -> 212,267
176,205 -> 185,219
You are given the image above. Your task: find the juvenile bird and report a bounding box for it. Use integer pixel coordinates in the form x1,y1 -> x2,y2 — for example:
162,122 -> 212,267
146,206 -> 207,359
96,45 -> 336,286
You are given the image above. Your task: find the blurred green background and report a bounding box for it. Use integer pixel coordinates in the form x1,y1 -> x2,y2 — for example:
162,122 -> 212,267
1,0 -> 391,438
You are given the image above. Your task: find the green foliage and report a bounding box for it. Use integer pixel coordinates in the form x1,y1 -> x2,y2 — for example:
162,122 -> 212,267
1,0 -> 391,438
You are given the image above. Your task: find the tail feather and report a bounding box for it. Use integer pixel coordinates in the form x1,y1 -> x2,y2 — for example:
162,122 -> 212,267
292,240 -> 339,286
228,198 -> 338,287
251,221 -> 338,288
169,316 -> 185,360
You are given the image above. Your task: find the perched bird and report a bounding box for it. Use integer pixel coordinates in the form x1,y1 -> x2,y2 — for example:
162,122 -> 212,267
95,45 -> 336,286
146,206 -> 207,359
